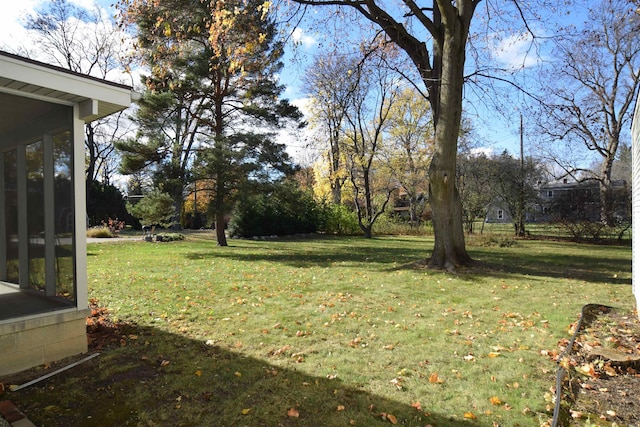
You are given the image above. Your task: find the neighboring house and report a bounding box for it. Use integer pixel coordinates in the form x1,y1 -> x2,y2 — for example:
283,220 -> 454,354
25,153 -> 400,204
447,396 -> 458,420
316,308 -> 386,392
0,51 -> 135,376
534,178 -> 628,223
391,186 -> 428,222
484,199 -> 514,224
484,178 -> 628,225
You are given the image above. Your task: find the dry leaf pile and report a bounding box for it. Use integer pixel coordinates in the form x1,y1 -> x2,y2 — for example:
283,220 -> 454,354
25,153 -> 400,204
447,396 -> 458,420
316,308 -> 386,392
545,306 -> 640,425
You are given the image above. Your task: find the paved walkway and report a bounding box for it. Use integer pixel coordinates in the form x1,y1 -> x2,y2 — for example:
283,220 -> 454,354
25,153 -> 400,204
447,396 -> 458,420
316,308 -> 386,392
86,236 -> 141,243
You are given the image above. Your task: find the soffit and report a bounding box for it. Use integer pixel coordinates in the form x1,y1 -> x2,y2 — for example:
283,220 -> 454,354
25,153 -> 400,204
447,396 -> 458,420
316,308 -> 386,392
0,92 -> 59,135
0,51 -> 134,126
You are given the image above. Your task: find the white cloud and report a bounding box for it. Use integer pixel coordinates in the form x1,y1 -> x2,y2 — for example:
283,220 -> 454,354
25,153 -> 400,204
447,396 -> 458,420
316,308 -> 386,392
470,146 -> 495,157
291,28 -> 317,49
0,0 -> 139,87
291,96 -> 312,116
69,0 -> 101,11
0,1 -> 40,51
491,32 -> 542,70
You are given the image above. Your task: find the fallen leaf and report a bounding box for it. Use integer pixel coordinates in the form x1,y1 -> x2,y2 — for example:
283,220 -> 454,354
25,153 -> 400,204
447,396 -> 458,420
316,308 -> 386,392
389,378 -> 404,390
489,396 -> 502,405
381,412 -> 398,424
287,407 -> 299,418
411,401 -> 422,411
337,405 -> 345,411
195,370 -> 202,376
241,408 -> 251,415
464,412 -> 477,419
349,337 -> 362,347
428,372 -> 443,383
160,359 -> 170,367
576,363 -> 598,378
603,364 -> 617,377
270,345 -> 291,356
488,352 -> 500,358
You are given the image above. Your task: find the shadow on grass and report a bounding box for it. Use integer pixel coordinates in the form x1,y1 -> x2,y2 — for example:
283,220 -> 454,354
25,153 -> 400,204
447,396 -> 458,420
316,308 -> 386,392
467,244 -> 631,286
185,236 -> 428,269
184,235 -> 631,286
4,324 -> 479,427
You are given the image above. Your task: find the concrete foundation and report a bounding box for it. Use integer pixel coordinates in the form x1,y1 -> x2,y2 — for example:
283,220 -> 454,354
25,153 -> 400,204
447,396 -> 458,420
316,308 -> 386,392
0,309 -> 89,377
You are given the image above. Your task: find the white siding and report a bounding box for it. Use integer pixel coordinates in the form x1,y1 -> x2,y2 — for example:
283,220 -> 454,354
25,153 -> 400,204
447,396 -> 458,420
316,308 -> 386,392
632,99 -> 640,318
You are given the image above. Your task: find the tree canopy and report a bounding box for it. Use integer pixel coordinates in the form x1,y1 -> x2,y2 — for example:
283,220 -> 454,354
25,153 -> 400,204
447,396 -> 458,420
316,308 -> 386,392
118,0 -> 302,244
533,0 -> 640,225
288,0 -> 481,268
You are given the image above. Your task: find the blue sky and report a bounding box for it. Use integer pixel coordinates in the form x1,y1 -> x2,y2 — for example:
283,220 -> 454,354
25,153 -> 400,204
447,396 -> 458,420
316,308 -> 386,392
0,0 -> 538,160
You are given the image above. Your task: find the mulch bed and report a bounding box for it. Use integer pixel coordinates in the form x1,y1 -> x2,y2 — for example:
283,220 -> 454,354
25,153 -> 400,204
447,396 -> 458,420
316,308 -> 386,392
547,305 -> 640,426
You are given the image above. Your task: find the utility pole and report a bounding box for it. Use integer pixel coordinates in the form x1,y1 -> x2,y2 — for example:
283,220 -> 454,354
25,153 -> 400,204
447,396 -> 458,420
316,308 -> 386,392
517,114 -> 526,237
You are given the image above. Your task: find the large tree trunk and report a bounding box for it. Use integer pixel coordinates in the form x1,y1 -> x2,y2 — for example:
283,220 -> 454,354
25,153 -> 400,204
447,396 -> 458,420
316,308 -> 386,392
427,3 -> 472,269
85,123 -> 97,183
330,128 -> 342,205
214,168 -> 228,246
599,150 -> 616,225
215,210 -> 227,246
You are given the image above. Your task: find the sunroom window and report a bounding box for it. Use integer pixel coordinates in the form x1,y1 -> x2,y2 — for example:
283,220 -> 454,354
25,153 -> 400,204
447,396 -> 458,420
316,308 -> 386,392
0,94 -> 75,320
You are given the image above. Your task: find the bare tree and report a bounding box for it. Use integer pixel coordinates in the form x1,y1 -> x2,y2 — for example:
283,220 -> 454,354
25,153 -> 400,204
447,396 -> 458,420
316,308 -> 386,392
289,0 -> 482,269
302,50 -> 356,205
383,87 -> 433,227
15,0 -> 133,187
457,152 -> 493,234
535,0 -> 640,225
342,44 -> 400,238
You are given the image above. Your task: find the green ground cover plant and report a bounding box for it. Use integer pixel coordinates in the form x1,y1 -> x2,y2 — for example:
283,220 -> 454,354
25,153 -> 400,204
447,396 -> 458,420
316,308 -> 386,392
5,232 -> 632,426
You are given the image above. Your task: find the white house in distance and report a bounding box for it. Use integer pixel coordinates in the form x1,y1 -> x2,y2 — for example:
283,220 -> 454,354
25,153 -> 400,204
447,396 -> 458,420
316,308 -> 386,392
0,51 -> 135,376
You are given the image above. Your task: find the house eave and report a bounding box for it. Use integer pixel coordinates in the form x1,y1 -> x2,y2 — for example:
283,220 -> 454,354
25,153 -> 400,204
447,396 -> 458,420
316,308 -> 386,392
0,50 -> 135,124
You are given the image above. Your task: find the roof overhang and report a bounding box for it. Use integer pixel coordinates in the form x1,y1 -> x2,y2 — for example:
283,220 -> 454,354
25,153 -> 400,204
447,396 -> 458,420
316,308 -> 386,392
0,50 -> 136,132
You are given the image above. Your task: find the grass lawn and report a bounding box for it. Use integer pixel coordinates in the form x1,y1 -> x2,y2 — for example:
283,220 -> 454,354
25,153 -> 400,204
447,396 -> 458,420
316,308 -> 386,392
7,232 -> 633,426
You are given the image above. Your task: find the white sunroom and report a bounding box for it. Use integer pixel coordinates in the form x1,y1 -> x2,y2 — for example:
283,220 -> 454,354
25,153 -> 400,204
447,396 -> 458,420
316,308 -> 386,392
0,51 -> 135,376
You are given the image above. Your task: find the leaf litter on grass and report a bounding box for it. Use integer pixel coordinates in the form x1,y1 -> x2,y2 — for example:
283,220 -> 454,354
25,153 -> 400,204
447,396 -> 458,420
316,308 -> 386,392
1,234 -> 633,426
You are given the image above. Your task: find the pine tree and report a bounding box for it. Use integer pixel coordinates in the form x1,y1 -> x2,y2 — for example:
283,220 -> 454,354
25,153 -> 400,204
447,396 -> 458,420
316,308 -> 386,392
118,0 -> 301,244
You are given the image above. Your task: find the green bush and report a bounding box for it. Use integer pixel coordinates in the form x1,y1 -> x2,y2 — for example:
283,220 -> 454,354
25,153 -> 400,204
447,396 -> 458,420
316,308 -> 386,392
229,182 -> 321,237
318,203 -> 360,235
155,233 -> 185,242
